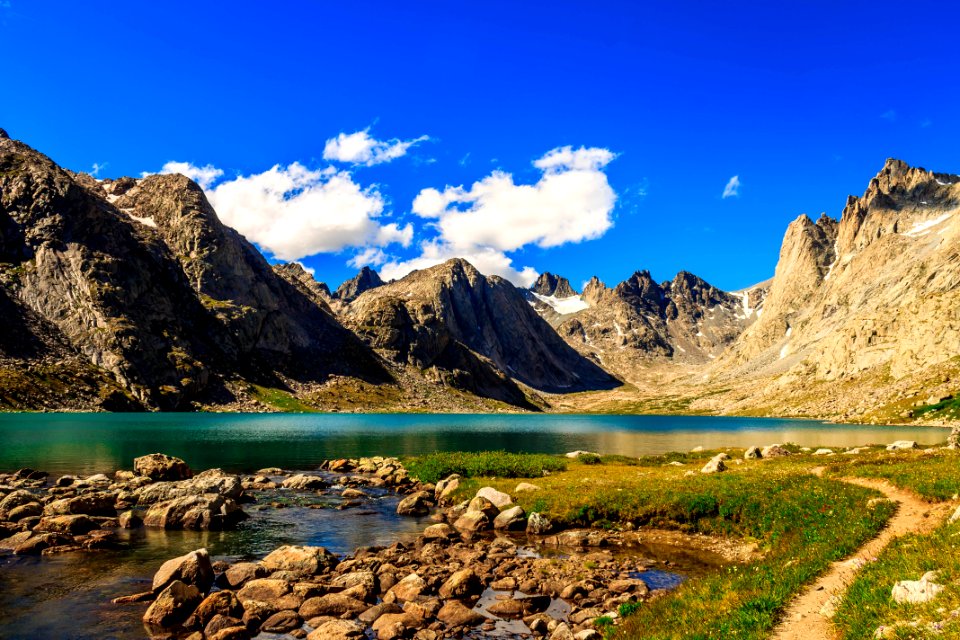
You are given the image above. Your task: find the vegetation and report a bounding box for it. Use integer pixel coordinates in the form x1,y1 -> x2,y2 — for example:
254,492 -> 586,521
826,449 -> 960,501
420,451 -> 899,639
248,383 -> 320,412
405,450 -> 568,484
834,516 -> 960,639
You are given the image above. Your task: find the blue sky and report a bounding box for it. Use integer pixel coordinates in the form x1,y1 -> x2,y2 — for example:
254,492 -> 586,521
2,1 -> 958,292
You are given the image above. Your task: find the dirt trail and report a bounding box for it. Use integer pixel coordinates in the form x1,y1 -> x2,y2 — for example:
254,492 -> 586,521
771,470 -> 954,640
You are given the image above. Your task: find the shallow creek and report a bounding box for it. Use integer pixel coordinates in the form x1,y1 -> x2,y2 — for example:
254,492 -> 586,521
0,473 -> 722,640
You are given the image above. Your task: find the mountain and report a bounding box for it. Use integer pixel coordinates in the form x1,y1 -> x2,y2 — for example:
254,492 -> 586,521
531,272 -> 577,298
343,259 -> 620,406
0,131 -> 388,410
273,262 -> 334,310
335,266 -> 384,302
692,159 -> 960,421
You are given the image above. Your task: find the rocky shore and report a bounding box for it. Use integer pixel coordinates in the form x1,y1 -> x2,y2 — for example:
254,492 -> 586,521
0,454 -> 705,640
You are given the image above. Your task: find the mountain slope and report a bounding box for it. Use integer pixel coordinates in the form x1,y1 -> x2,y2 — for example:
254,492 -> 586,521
343,259 -> 619,405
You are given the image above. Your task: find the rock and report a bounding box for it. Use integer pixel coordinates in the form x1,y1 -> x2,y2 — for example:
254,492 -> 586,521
143,580 -> 203,627
476,487 -> 512,508
565,451 -> 598,459
281,474 -> 329,490
493,505 -> 526,530
43,492 -> 116,517
118,510 -> 143,528
307,619 -> 366,640
514,482 -> 541,493
744,446 -> 762,460
6,501 -> 42,521
891,572 -> 943,604
262,545 -> 338,576
222,562 -> 268,589
208,626 -> 250,640
205,614 -> 247,637
438,568 -> 483,599
136,469 -> 244,504
700,455 -> 726,474
550,622 -> 576,640
341,488 -> 367,499
192,590 -> 244,627
437,600 -> 485,627
435,475 -> 461,503
300,593 -> 369,618
761,444 -> 791,458
422,523 -> 458,541
575,631 -> 602,640
237,578 -> 291,604
886,441 -> 918,451
526,512 -> 553,535
947,426 -> 959,449
35,515 -> 98,535
396,491 -> 433,517
143,494 -> 246,530
134,453 -> 193,481
949,505 -> 960,524
453,510 -> 490,533
152,548 -> 215,594
488,598 -> 525,617
812,448 -> 834,456
0,490 -> 37,515
358,602 -> 404,625
569,607 -> 603,624
261,609 -> 302,633
388,573 -> 427,603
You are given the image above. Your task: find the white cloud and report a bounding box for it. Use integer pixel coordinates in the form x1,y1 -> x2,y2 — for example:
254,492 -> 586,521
294,261 -> 316,276
722,175 -> 740,199
90,162 -> 107,177
383,145 -> 617,286
348,247 -> 389,269
147,160 -> 412,262
150,161 -> 224,189
323,129 -> 429,166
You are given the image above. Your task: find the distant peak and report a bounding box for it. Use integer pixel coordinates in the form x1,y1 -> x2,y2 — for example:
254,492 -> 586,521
531,272 -> 577,297
0,127 -> 8,140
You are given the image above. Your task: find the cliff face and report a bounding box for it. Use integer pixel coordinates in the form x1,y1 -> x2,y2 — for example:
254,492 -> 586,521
701,159 -> 960,420
0,133 -> 387,409
343,259 -> 619,405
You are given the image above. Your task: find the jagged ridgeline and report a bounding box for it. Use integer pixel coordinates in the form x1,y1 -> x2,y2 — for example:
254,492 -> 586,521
2,127 -> 959,418
0,131 -> 617,411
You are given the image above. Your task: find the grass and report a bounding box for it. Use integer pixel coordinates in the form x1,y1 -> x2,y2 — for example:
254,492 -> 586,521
248,383 -> 319,413
404,451 -> 568,485
833,516 -> 960,639
826,449 -> 960,501
418,451 -> 897,639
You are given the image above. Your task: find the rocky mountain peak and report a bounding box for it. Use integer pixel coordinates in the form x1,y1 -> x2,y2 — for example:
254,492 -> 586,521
336,266 -> 384,302
531,272 -> 577,298
0,128 -> 8,140
581,276 -> 608,307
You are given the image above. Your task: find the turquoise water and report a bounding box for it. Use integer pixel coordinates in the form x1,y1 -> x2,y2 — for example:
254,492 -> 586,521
0,412 -> 945,475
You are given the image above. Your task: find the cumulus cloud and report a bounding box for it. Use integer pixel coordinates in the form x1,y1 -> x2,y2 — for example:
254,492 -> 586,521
347,247 -> 389,269
90,162 -> 107,177
323,129 -> 429,166
147,160 -> 412,262
150,161 -> 224,189
382,145 -> 617,286
722,175 -> 740,199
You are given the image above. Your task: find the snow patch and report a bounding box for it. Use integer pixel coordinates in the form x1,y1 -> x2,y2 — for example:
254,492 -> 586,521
823,240 -> 841,281
531,292 -> 589,315
786,326 -> 792,337
904,213 -> 952,238
779,344 -> 790,359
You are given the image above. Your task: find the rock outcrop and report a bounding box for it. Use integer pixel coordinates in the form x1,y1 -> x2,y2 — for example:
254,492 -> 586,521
335,266 -> 383,302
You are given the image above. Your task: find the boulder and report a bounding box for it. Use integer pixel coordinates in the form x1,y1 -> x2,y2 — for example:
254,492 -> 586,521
260,609 -> 302,633
743,446 -> 762,460
136,469 -> 243,504
118,510 -> 143,528
35,515 -> 98,535
514,482 -> 541,493
437,600 -> 485,627
453,510 -> 490,533
476,487 -> 512,508
152,548 -> 215,594
891,572 -> 943,604
281,474 -> 328,490
134,453 -> 193,481
526,512 -> 553,535
7,502 -> 42,521
300,593 -> 369,618
237,578 -> 291,605
949,505 -> 960,524
222,562 -> 268,589
487,598 -> 524,617
205,615 -> 248,639
550,622 -> 576,640
761,444 -> 791,458
262,545 -> 338,576
43,492 -> 116,516
143,494 -> 245,530
886,441 -> 918,451
493,505 -> 526,530
422,523 -> 458,541
307,619 -> 366,640
192,590 -> 244,627
396,491 -> 433,517
143,580 -> 202,627
435,475 -> 461,503
812,448 -> 834,456
0,490 -> 39,515
438,568 -> 483,599
371,612 -> 417,640
388,573 -> 427,603
700,455 -> 726,474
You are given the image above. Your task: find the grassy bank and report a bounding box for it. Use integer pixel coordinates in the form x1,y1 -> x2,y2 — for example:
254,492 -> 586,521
408,450 -> 898,639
